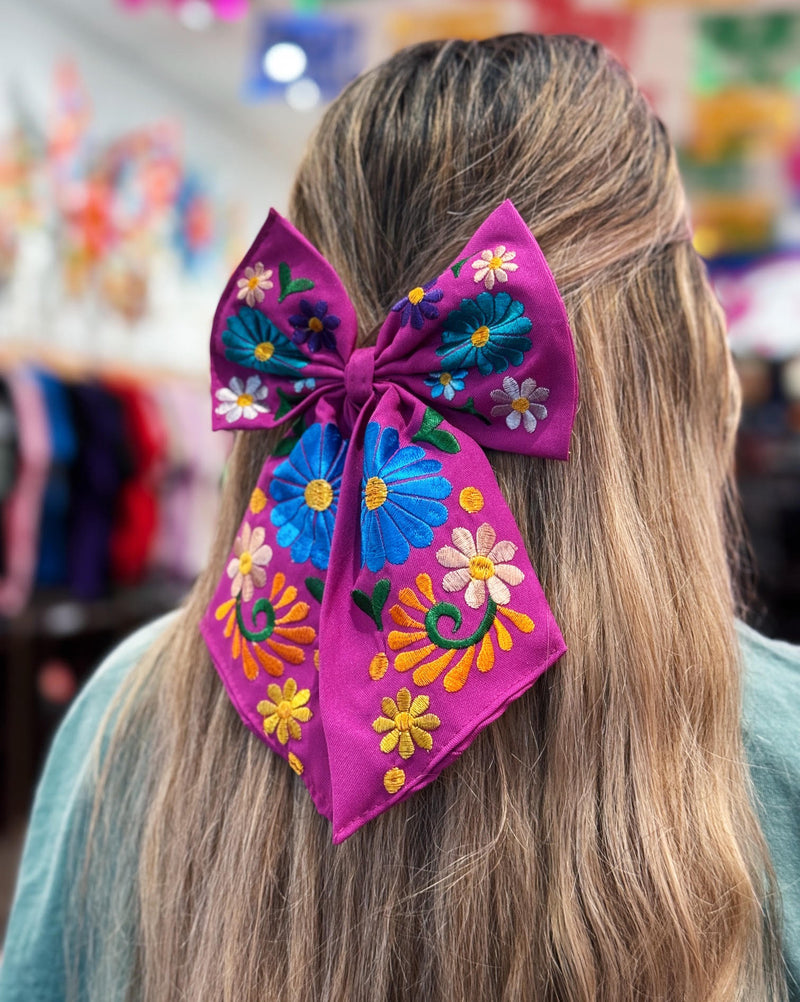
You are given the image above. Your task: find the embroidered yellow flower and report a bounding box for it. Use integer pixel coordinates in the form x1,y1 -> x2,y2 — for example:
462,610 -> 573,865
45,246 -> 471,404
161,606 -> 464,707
257,678 -> 312,744
471,245 -> 518,290
236,261 -> 273,307
436,523 -> 524,609
227,522 -> 273,602
372,687 -> 440,759
214,572 -> 316,680
387,572 -> 533,692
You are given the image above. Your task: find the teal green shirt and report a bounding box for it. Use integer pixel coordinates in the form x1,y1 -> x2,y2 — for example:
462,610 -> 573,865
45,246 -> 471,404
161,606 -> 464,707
1,618 -> 798,1000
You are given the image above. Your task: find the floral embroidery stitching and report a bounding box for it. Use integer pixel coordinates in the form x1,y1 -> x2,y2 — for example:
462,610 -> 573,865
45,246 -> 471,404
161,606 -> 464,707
387,572 -> 534,692
471,246 -> 518,290
236,262 -> 273,306
270,422 -> 348,571
214,571 -> 316,680
437,292 -> 532,376
278,261 -> 315,302
391,280 -> 443,329
424,369 -> 467,402
436,523 -> 524,609
372,687 -> 441,759
257,678 -> 312,743
227,522 -> 273,602
360,422 -> 451,573
293,377 -> 316,393
289,299 -> 340,353
223,306 -> 309,376
214,376 -> 269,423
490,376 -> 549,433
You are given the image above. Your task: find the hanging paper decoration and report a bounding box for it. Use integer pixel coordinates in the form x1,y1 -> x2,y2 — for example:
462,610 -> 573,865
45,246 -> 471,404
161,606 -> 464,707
174,173 -> 215,271
530,0 -> 636,66
697,11 -> 800,91
244,11 -> 363,103
387,7 -> 509,50
116,0 -> 248,23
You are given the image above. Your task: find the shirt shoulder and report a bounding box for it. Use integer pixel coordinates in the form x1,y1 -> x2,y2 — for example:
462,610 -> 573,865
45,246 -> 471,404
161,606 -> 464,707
0,613 -> 176,1002
738,621 -> 800,1002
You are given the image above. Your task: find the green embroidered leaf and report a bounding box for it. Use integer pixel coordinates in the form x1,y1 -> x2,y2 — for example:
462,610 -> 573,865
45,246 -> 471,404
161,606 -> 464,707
453,396 -> 492,426
271,414 -> 305,456
411,407 -> 461,454
351,578 -> 391,630
278,261 -> 315,303
275,386 -> 302,419
305,576 -> 325,604
450,256 -> 469,278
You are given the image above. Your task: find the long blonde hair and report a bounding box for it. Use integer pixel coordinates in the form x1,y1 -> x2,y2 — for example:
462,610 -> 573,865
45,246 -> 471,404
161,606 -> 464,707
73,34 -> 785,1001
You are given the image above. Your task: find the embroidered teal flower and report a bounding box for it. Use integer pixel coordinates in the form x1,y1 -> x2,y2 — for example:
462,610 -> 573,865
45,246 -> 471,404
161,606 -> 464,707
270,423 -> 348,571
424,369 -> 467,401
436,291 -> 532,375
360,423 -> 451,573
223,306 -> 309,376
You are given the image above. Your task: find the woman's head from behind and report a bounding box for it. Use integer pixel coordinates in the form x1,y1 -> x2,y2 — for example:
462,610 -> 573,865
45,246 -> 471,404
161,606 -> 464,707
80,35 -> 781,1002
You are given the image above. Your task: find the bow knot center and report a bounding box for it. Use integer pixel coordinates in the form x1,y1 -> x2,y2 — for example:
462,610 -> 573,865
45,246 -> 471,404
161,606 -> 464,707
344,346 -> 376,406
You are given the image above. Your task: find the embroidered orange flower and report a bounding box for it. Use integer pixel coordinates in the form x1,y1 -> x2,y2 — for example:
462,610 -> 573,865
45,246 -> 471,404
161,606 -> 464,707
372,687 -> 440,759
387,572 -> 534,692
257,678 -> 312,744
214,572 -> 316,681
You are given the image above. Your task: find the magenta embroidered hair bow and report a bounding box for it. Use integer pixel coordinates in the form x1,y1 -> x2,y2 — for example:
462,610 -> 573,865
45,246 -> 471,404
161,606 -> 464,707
201,200 -> 578,843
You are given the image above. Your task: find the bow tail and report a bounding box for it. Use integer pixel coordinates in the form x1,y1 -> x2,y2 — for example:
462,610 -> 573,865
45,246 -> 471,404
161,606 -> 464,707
319,388 -> 566,843
199,421 -> 349,822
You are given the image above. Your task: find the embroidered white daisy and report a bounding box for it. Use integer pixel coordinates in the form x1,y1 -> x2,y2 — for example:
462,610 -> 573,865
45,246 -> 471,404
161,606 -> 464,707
471,246 -> 518,290
436,523 -> 525,609
236,262 -> 273,307
215,375 -> 269,423
490,376 -> 549,433
227,522 -> 273,602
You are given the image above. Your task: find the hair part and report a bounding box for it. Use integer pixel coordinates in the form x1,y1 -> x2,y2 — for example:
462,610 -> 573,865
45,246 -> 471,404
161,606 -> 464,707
72,34 -> 785,1002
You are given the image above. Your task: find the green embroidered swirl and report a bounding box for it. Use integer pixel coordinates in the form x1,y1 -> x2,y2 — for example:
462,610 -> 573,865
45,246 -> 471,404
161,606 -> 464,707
236,596 -> 276,642
424,599 -> 496,650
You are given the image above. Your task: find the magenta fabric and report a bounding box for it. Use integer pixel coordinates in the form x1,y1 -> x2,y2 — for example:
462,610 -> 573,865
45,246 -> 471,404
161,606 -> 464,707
201,200 -> 578,842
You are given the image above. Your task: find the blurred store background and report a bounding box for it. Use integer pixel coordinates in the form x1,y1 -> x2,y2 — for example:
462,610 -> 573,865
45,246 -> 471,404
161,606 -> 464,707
1,0 -> 799,931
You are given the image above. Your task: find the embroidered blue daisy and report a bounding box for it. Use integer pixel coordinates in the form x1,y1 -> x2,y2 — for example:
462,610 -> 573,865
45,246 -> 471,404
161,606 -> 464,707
270,423 -> 348,571
289,299 -> 340,353
424,369 -> 467,402
360,422 -> 452,573
293,377 -> 317,393
391,280 -> 443,329
223,306 -> 309,376
436,291 -> 532,375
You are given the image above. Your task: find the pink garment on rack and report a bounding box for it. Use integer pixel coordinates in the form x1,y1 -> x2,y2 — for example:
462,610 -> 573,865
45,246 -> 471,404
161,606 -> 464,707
0,369 -> 52,616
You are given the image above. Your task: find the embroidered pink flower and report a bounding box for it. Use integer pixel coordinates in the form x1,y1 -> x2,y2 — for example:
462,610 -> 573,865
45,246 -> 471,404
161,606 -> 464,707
471,246 -> 518,290
227,522 -> 273,601
490,376 -> 549,433
215,375 -> 269,423
436,523 -> 524,609
237,262 -> 273,307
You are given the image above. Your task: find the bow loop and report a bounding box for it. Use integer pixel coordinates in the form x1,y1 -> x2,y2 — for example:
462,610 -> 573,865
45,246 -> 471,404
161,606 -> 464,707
202,200 -> 578,842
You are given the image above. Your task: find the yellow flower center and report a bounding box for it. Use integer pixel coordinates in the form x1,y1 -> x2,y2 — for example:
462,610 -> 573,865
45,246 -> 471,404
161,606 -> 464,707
364,476 -> 388,511
408,286 -> 425,305
254,341 -> 274,361
308,316 -> 324,333
239,550 -> 253,575
248,275 -> 261,290
511,396 -> 530,413
395,711 -> 413,732
439,372 -> 452,386
469,554 -> 495,580
304,478 -> 334,512
237,393 -> 254,408
489,255 -> 504,269
277,700 -> 294,720
471,325 -> 490,347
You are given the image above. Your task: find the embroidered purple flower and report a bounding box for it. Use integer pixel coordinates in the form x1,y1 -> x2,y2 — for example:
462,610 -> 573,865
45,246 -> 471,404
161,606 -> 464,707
424,369 -> 467,402
391,280 -> 444,330
288,299 -> 340,353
